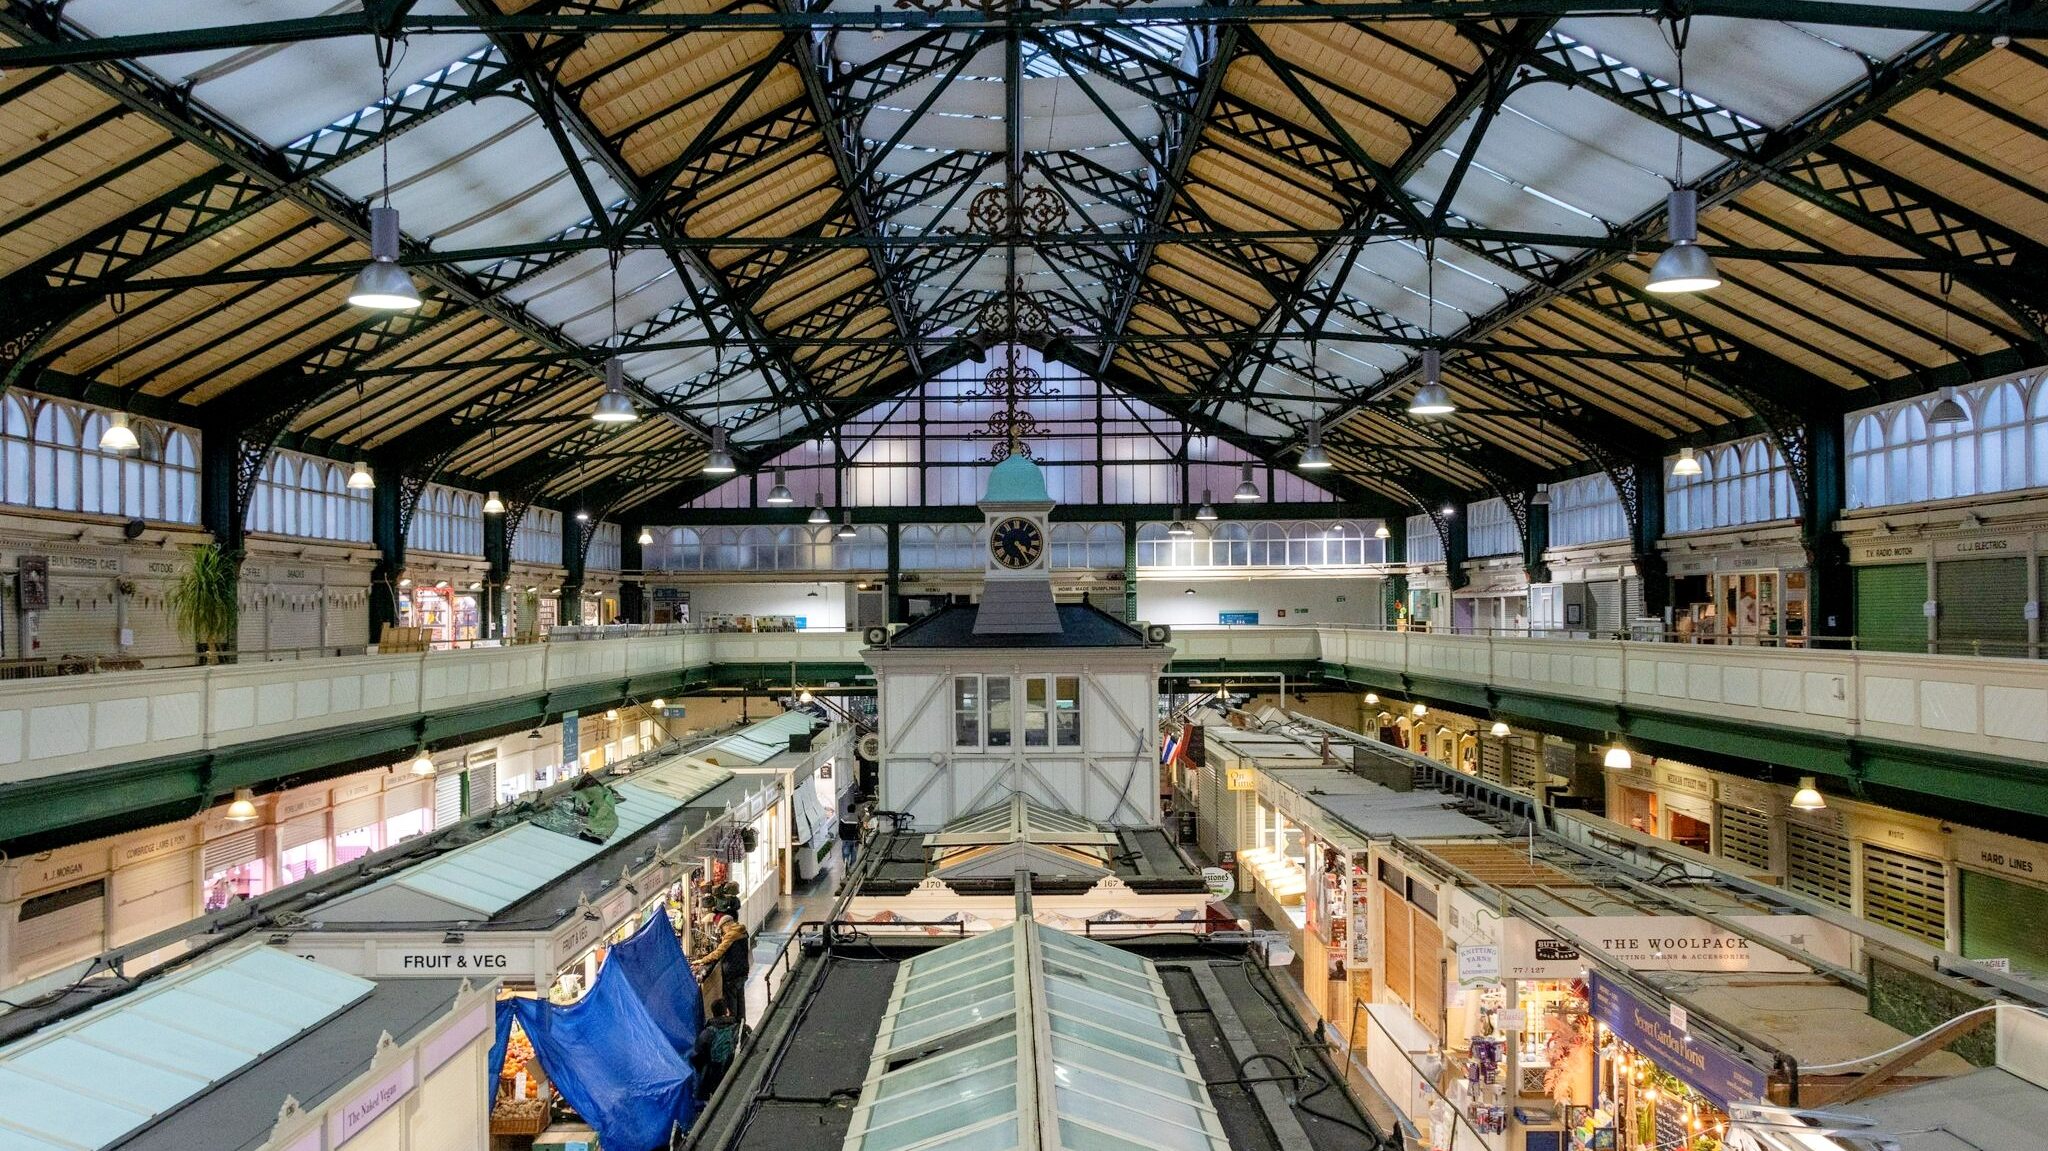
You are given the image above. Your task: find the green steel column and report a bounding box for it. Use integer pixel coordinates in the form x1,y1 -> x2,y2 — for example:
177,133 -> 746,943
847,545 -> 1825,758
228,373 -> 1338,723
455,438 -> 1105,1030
1522,494 -> 1551,584
560,507 -> 585,625
482,508 -> 509,640
1381,514 -> 1407,628
886,521 -> 903,624
1123,516 -> 1139,623
1631,456 -> 1670,620
1803,417 -> 1851,639
1444,503 -> 1470,592
368,472 -> 404,641
619,520 -> 645,624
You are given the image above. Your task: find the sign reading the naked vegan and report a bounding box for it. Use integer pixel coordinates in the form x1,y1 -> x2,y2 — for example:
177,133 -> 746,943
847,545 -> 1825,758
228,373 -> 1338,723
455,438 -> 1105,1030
1589,973 -> 1766,1109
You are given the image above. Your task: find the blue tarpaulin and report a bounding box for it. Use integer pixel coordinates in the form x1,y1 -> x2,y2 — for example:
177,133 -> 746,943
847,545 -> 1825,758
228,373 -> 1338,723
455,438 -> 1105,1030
610,912 -> 705,1125
488,937 -> 697,1151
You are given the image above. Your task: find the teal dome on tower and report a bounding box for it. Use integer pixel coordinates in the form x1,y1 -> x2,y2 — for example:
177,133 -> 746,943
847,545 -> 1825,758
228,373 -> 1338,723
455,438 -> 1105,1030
983,453 -> 1050,504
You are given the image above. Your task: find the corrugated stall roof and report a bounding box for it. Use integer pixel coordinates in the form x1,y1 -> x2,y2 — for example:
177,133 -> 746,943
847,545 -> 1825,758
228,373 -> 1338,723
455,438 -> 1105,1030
0,945 -> 372,1150
702,712 -> 818,767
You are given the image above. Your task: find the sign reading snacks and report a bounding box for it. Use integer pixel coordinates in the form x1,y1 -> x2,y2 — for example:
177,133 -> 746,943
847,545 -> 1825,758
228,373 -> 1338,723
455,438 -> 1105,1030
1589,973 -> 1765,1109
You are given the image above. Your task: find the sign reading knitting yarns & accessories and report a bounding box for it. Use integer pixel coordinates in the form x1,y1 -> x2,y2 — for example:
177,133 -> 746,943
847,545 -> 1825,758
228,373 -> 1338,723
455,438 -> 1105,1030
1589,973 -> 1765,1108
1503,916 -> 1817,977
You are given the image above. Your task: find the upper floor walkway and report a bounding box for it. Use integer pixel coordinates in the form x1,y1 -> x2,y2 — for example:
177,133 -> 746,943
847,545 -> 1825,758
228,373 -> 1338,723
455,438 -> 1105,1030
1,622 -> 2042,845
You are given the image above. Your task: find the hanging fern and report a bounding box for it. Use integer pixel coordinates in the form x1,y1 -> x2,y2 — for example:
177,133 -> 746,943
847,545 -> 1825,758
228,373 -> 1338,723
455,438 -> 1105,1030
169,543 -> 241,664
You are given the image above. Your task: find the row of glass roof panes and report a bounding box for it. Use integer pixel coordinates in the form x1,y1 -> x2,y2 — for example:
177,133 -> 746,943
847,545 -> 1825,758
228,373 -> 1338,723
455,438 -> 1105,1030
843,921 -> 1230,1151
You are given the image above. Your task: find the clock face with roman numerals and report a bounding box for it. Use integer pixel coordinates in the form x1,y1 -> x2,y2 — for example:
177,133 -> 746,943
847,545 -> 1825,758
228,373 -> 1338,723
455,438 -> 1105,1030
989,517 -> 1044,569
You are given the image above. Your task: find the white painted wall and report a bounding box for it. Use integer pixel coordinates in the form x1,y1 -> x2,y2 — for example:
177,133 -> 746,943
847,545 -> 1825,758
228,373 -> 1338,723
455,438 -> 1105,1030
664,581 -> 850,629
1136,575 -> 1383,628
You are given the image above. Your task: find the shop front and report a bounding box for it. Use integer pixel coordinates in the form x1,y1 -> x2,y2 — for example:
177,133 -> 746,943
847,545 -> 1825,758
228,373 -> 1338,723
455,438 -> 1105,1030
1587,973 -> 1766,1151
1236,798 -> 1308,945
1663,541 -> 1809,645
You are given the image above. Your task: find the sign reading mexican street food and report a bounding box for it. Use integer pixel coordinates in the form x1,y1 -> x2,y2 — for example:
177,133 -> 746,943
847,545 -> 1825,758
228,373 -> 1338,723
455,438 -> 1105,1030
1589,973 -> 1766,1109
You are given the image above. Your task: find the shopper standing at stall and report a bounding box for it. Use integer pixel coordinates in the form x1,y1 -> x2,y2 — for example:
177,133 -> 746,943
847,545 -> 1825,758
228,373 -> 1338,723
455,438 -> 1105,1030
690,1003 -> 740,1104
694,913 -> 751,1022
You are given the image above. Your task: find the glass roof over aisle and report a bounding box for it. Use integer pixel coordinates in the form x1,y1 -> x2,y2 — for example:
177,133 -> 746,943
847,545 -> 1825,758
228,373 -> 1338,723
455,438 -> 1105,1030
843,920 -> 1230,1151
926,796 -> 1121,882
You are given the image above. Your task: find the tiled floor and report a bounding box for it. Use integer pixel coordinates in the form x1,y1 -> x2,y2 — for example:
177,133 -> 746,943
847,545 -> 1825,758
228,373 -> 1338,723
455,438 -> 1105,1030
741,848 -> 855,1024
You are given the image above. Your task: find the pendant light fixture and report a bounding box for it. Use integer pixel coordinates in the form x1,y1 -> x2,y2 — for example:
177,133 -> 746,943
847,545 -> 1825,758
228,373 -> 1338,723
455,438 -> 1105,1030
1168,509 -> 1192,537
1789,776 -> 1828,811
766,469 -> 794,504
1532,483 -> 1550,506
348,460 -> 375,490
837,509 -> 857,539
1411,702 -> 1428,718
808,493 -> 829,525
1364,692 -> 1378,705
703,426 -> 736,475
1928,278 -> 1968,426
637,527 -> 653,546
1408,243 -> 1457,416
1375,522 -> 1391,540
1298,420 -> 1332,469
1671,445 -> 1703,477
410,748 -> 436,776
1233,461 -> 1261,502
349,40 -> 423,311
99,298 -> 139,451
483,490 -> 505,515
226,788 -> 259,822
1196,491 -> 1218,521
1604,742 -> 1632,769
592,360 -> 637,424
574,509 -> 589,522
1490,721 -> 1510,737
1646,20 -> 1721,294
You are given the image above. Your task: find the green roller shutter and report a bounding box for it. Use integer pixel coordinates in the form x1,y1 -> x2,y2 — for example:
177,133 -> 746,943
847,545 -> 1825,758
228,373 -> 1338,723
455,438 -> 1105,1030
1937,557 -> 2027,657
1855,564 -> 1927,653
1961,869 -> 2048,978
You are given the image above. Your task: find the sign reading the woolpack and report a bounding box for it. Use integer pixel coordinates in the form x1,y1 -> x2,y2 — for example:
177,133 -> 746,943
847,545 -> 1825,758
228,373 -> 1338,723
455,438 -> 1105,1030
1503,916 -> 1824,977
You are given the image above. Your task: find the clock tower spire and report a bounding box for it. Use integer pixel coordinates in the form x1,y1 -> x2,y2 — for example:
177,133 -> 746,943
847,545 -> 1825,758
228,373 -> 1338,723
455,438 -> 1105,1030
974,454 -> 1061,634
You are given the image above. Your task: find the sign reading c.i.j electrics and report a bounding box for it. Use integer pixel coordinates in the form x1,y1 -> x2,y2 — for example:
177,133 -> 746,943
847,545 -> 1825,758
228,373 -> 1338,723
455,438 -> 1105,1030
1588,973 -> 1766,1109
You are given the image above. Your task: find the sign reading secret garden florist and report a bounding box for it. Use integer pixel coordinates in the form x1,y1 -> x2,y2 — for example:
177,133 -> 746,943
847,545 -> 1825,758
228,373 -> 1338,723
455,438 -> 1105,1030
1589,974 -> 1765,1109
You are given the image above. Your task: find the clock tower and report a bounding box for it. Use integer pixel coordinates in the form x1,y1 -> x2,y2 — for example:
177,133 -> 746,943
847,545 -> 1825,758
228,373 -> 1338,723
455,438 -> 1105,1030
973,454 -> 1061,635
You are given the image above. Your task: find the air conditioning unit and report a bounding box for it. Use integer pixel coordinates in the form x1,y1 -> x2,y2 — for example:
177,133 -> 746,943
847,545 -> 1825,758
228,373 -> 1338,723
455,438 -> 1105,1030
1145,623 -> 1173,645
862,625 -> 890,646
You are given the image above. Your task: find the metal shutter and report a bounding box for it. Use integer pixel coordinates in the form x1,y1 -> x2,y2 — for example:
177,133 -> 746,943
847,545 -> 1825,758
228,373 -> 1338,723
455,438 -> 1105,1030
1786,823 -> 1853,910
1862,844 -> 1948,945
201,830 -> 262,875
331,795 -> 381,836
1588,580 -> 1621,634
13,880 -> 105,975
1855,565 -> 1927,653
1960,869 -> 2048,978
1622,577 -> 1645,624
1477,737 -> 1505,784
278,815 -> 326,852
1716,804 -> 1774,871
434,771 -> 464,827
1508,740 -> 1540,791
1936,557 -> 2028,657
467,749 -> 499,812
110,855 -> 195,945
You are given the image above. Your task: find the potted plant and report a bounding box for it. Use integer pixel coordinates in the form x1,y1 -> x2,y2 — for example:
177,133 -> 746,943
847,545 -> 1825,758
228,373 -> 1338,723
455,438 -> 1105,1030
169,543 -> 240,664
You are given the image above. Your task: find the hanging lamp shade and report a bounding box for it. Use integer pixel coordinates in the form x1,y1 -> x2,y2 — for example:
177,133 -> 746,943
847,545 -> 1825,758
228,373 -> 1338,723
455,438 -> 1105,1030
837,509 -> 857,539
1531,483 -> 1550,507
1196,491 -> 1218,521
98,412 -> 140,452
349,205 -> 422,310
1364,692 -> 1379,704
1646,189 -> 1721,293
483,490 -> 505,515
637,527 -> 653,546
1927,388 -> 1969,427
1604,743 -> 1632,769
1411,702 -> 1428,718
410,748 -> 436,776
766,468 -> 794,504
1374,522 -> 1391,540
1672,446 -> 1703,477
591,359 -> 638,424
702,426 -> 736,474
1298,421 -> 1332,469
226,788 -> 259,822
808,494 -> 830,525
1408,349 -> 1455,416
1233,461 -> 1261,501
347,460 -> 375,490
1167,510 -> 1192,537
1490,721 -> 1510,737
1789,776 -> 1828,811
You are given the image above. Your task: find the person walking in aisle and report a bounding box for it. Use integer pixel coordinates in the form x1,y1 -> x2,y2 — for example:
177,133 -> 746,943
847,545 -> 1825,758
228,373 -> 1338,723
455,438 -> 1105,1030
690,1002 -> 740,1104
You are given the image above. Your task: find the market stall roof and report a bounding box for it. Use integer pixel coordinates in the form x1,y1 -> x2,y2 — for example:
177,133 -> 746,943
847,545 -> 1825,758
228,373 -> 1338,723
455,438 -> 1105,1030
311,759 -> 732,925
1844,1067 -> 2048,1151
700,712 -> 820,767
926,796 -> 1121,884
0,943 -> 461,1151
1259,767 -> 1498,841
841,921 -> 1231,1151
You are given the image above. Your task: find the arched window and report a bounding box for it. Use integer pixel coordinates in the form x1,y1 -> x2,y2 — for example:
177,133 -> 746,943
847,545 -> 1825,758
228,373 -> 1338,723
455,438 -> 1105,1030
1211,522 -> 1249,566
586,523 -> 622,571
1,396 -> 29,506
1135,522 -> 1172,567
1548,473 -> 1624,547
1662,435 -> 1796,532
1886,406 -> 1929,505
1249,523 -> 1287,566
1847,414 -> 1885,508
1979,382 -> 2026,493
